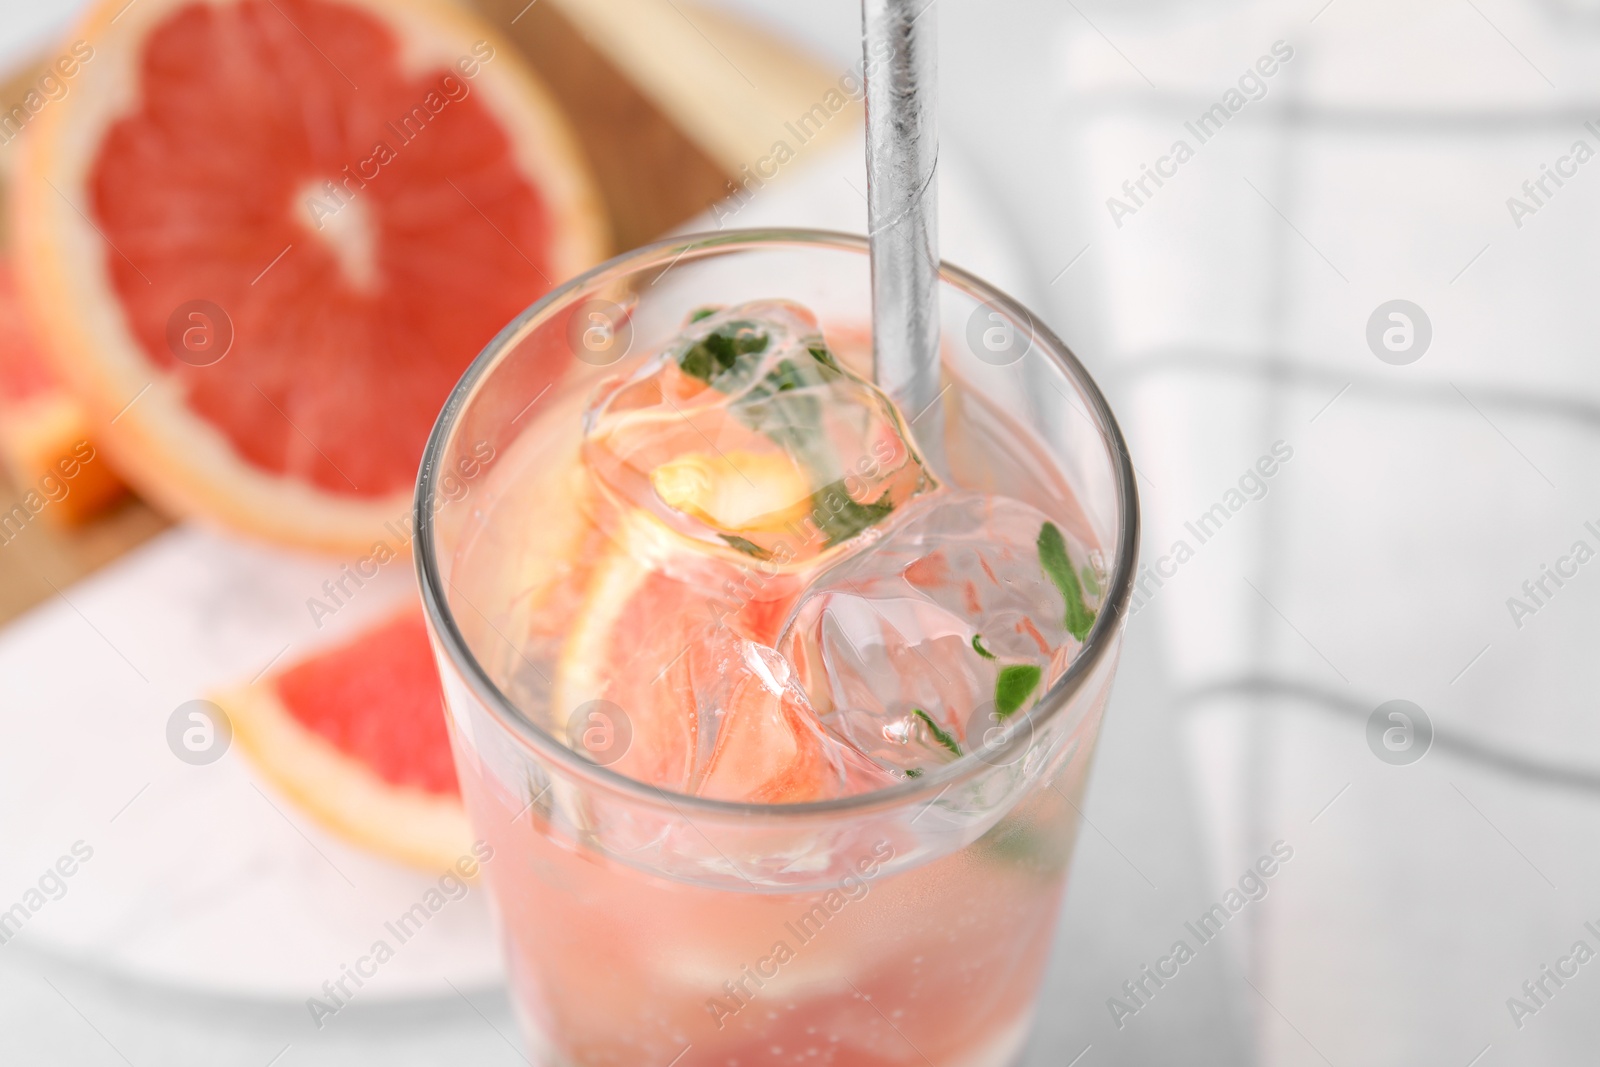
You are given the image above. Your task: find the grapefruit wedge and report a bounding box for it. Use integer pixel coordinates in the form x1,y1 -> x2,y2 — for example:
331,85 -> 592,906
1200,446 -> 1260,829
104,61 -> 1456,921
221,605 -> 471,870
15,0 -> 607,552
0,258 -> 126,524
551,534 -> 886,802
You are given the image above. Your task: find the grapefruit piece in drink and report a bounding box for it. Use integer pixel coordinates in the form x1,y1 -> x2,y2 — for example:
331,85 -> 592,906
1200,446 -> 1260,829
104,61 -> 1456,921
14,0 -> 607,552
552,531 -> 888,802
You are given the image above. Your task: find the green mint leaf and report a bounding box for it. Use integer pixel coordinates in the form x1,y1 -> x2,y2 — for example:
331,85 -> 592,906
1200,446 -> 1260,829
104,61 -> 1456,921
807,342 -> 843,374
1038,521 -> 1096,642
688,306 -> 720,323
732,356 -> 840,476
971,634 -> 996,660
904,767 -> 924,779
747,356 -> 829,402
811,482 -> 894,546
676,321 -> 770,386
912,708 -> 962,757
977,819 -> 1074,873
719,534 -> 772,560
994,664 -> 1042,719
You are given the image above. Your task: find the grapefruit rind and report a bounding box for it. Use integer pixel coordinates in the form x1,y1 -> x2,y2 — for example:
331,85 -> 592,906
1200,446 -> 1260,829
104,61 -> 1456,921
221,680 -> 473,872
549,539 -> 654,743
14,0 -> 609,553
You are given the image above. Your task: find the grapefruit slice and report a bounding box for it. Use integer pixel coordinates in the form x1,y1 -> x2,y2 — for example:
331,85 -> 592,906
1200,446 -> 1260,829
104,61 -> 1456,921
15,0 -> 607,552
0,259 -> 126,524
222,606 -> 471,870
551,535 -> 886,802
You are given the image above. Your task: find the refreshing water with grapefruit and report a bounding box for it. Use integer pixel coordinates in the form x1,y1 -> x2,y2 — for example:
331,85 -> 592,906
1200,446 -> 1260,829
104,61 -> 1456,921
422,235 -> 1134,1067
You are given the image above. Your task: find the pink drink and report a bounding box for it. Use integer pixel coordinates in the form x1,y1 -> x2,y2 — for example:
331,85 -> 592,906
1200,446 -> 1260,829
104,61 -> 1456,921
418,233 -> 1137,1066
459,743 -> 1084,1066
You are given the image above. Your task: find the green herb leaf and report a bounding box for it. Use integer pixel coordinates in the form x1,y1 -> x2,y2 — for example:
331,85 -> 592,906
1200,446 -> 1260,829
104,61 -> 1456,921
749,356 -> 822,396
676,321 -> 770,385
732,356 -> 839,475
904,767 -> 924,779
1081,563 -> 1101,597
688,306 -> 720,323
994,664 -> 1043,718
718,534 -> 772,560
976,819 -> 1074,874
912,708 -> 962,757
811,482 -> 895,546
971,634 -> 996,660
1038,521 -> 1096,642
807,342 -> 843,374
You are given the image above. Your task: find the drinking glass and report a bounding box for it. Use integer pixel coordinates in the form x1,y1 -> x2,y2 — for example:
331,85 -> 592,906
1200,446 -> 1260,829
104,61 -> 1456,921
415,230 -> 1138,1066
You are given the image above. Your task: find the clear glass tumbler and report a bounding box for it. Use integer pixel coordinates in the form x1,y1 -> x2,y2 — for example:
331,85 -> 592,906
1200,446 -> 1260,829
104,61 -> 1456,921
415,230 -> 1138,1066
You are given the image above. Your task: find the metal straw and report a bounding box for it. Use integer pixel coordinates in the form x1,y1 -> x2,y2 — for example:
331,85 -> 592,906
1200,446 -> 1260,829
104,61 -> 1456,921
862,0 -> 940,421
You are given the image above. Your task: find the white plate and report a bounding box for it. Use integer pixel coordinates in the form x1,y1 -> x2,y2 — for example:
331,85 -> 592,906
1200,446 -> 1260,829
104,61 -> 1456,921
0,524 -> 504,1000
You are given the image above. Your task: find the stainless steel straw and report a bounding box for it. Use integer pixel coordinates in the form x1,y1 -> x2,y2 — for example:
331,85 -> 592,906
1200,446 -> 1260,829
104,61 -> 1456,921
861,0 -> 940,419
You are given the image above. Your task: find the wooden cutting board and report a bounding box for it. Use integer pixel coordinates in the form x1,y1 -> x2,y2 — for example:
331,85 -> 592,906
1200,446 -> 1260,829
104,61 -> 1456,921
0,0 -> 855,626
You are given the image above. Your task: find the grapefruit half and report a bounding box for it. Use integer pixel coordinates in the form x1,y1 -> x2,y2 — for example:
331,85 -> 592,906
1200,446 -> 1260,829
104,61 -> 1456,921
221,605 -> 471,870
15,0 -> 607,551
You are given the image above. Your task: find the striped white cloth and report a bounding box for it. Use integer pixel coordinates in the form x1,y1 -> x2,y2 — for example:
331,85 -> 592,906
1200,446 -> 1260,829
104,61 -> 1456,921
1051,1 -> 1600,1064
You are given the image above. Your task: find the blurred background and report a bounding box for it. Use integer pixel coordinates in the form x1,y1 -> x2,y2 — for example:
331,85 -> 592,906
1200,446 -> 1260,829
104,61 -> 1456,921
3,0 -> 1599,1064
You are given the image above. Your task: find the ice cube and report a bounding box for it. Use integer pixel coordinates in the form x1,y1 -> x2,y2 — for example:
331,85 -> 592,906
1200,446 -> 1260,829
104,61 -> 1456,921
690,637 -> 889,802
777,491 -> 1104,776
581,301 -> 935,567
601,612 -> 888,802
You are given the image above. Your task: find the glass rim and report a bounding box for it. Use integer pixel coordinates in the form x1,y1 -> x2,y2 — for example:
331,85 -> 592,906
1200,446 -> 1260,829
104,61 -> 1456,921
414,227 -> 1140,820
